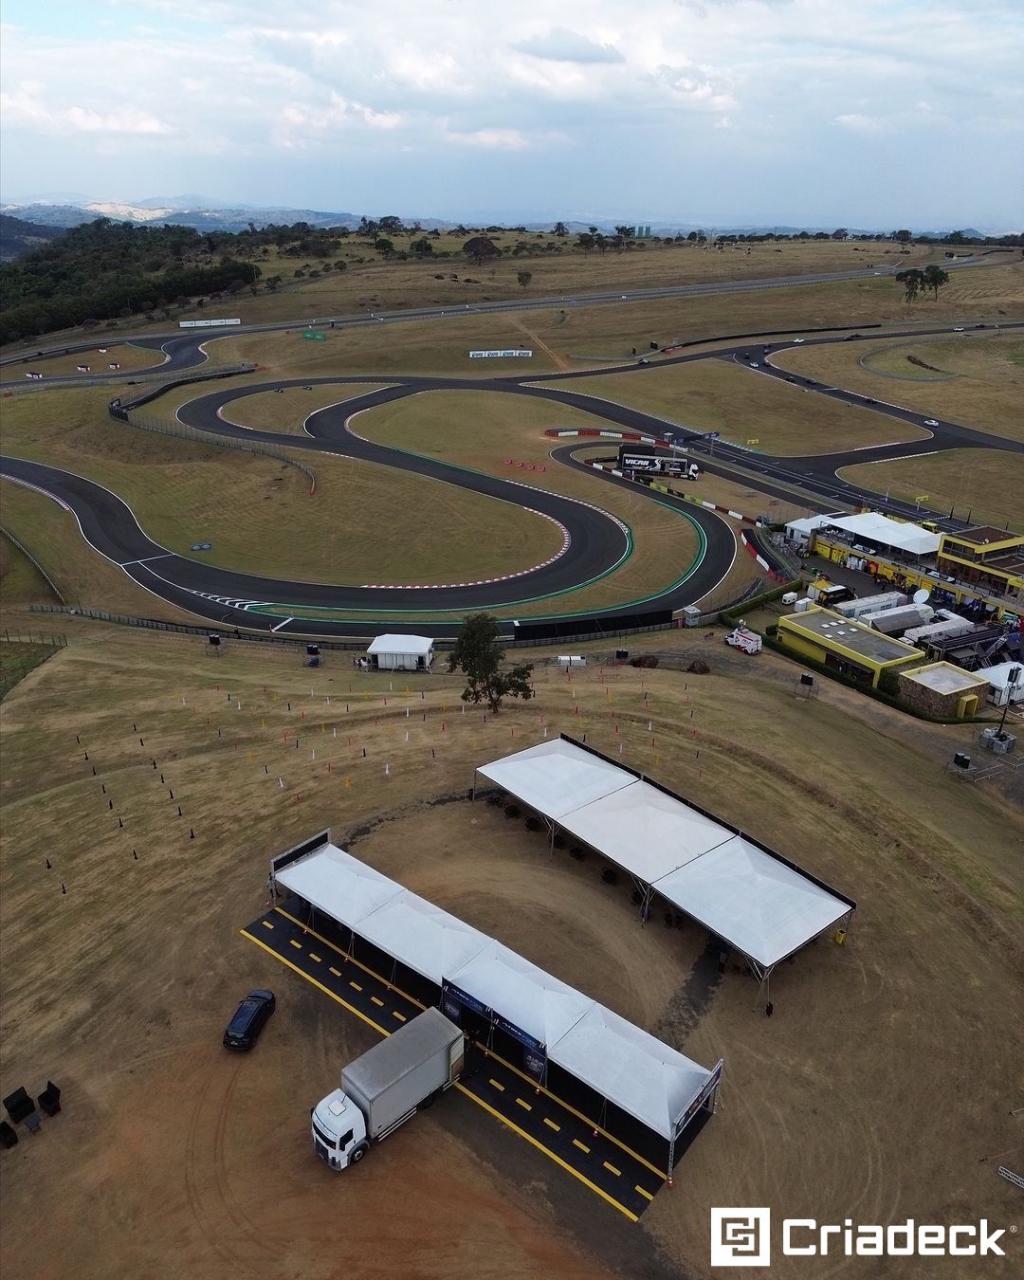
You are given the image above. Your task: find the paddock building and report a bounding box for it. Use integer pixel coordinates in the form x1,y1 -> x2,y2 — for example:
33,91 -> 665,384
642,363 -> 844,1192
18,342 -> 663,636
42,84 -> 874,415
777,605 -> 925,688
897,662 -> 990,719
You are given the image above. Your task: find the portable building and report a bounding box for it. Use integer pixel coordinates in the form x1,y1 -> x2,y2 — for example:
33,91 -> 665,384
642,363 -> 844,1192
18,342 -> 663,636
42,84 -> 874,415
366,634 -> 434,671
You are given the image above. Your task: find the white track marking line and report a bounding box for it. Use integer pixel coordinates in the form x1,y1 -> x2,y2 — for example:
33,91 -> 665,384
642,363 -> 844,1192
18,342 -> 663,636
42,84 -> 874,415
271,617 -> 294,632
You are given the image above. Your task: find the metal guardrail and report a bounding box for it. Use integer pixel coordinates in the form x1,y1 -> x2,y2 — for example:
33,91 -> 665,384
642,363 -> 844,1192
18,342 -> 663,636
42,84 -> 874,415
0,525 -> 66,603
107,366 -> 318,494
120,409 -> 318,494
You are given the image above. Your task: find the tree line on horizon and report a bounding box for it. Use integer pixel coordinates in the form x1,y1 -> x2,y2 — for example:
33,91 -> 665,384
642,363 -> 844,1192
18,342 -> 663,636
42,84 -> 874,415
1,213 -> 1018,346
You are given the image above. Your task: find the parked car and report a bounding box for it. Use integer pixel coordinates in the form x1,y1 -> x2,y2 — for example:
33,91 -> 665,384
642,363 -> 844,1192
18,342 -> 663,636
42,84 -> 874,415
923,419 -> 939,427
223,990 -> 276,1050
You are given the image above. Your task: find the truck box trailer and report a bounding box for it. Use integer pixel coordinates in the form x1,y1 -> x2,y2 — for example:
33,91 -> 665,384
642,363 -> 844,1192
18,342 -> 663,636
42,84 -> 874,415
835,591 -> 907,620
311,1008 -> 464,1170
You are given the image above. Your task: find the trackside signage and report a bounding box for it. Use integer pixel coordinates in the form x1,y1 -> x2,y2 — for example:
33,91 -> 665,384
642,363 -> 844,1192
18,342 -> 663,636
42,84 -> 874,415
710,1208 -> 1014,1267
468,349 -> 533,358
178,318 -> 242,328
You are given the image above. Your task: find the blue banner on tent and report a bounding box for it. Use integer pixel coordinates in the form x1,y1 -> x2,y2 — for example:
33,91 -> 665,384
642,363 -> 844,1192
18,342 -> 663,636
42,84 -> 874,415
442,980 -> 489,1021
495,1014 -> 545,1056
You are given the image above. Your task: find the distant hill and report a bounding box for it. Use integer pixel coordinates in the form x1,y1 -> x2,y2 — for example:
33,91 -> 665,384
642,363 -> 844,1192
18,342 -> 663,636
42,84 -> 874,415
0,213 -> 65,261
0,199 -> 365,234
0,199 -> 1011,240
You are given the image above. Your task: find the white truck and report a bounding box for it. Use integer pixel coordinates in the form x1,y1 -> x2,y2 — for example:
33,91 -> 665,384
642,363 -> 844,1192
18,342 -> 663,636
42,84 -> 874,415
311,1008 -> 464,1170
724,626 -> 763,655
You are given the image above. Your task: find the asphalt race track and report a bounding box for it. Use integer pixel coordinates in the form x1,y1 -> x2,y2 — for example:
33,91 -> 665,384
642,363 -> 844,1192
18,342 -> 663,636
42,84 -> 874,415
2,265 -> 1021,637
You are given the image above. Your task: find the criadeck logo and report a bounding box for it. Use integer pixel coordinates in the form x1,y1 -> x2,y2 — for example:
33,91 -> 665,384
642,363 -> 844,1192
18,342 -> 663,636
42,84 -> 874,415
710,1209 -> 771,1267
710,1208 -> 1011,1268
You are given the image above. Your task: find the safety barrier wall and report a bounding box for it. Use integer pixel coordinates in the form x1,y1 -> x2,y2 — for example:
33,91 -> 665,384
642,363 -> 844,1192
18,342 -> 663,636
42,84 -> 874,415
1,525 -> 66,603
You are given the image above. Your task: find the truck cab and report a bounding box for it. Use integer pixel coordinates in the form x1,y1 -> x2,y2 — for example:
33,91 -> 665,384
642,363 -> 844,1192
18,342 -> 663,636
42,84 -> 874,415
311,1090 -> 368,1170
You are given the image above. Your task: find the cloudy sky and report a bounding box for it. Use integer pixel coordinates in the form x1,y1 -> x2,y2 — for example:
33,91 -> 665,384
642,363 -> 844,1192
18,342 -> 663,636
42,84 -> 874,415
2,0 -> 1021,228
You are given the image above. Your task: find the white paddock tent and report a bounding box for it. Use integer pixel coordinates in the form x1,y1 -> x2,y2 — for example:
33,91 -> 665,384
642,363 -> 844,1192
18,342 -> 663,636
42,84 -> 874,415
270,832 -> 722,1175
474,736 -> 856,980
366,634 -> 434,671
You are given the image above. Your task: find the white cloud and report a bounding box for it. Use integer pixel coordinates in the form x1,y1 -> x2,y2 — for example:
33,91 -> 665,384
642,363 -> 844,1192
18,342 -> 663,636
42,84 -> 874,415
0,0 -> 1019,224
445,127 -> 530,151
834,112 -> 890,136
513,27 -> 624,64
1,85 -> 171,135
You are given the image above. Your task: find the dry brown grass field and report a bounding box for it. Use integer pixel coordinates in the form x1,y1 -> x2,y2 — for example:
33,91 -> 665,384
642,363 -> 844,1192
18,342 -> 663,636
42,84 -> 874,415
839,448 -> 1024,530
3,342 -> 165,378
0,388 -> 568,589
772,330 -> 1024,442
219,384 -> 393,434
0,622 -> 1020,1280
559,359 -> 930,455
192,262 -> 1024,383
3,238 -> 931,349
348,394 -> 707,619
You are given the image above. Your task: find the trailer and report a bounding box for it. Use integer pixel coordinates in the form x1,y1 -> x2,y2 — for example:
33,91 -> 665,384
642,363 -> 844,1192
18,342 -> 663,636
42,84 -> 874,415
311,1008 -> 464,1170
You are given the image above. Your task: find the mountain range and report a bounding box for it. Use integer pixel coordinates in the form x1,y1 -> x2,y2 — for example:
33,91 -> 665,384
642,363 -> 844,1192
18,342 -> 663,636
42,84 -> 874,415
0,196 -> 991,241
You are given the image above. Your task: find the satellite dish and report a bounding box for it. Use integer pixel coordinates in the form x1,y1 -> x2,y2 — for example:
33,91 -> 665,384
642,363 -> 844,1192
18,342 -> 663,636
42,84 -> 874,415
913,588 -> 930,605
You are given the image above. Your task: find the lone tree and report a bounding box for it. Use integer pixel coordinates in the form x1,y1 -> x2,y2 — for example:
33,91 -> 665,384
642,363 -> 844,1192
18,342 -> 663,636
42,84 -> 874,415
463,235 -> 501,266
516,270 -> 532,288
895,268 -> 925,305
448,614 -> 534,713
922,263 -> 950,299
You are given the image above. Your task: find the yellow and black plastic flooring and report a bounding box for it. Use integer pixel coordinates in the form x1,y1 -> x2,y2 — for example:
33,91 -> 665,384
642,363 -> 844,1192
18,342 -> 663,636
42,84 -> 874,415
241,906 -> 666,1220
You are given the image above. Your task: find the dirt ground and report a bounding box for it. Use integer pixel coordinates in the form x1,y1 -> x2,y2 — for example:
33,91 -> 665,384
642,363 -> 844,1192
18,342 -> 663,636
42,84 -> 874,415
1,622 -> 1021,1280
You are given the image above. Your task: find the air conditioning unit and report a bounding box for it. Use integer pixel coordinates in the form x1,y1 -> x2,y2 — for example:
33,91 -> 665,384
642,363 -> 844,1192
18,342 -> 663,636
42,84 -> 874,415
978,728 -> 1016,754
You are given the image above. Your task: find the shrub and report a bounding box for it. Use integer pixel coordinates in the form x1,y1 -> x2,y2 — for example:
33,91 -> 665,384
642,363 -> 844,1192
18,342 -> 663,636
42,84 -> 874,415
504,803 -> 521,819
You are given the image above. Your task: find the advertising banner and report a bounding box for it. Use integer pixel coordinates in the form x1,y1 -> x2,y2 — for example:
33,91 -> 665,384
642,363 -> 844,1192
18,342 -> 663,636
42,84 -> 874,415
442,980 -> 490,1021
178,318 -> 242,328
678,1059 -> 723,1133
468,349 -> 533,358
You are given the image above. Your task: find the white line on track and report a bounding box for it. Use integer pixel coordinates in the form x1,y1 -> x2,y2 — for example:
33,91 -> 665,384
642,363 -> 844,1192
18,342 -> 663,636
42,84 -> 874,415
271,617 -> 294,632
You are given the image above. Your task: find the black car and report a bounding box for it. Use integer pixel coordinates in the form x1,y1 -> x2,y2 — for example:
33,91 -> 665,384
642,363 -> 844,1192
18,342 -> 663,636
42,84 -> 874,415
223,990 -> 275,1050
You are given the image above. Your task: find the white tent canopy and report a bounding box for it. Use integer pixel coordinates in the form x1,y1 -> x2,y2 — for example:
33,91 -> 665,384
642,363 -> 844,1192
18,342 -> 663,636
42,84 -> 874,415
552,1005 -> 712,1141
356,890 -> 490,985
825,512 -> 939,557
475,737 -> 634,819
655,836 -> 850,970
272,836 -> 718,1152
448,942 -> 594,1049
275,842 -> 403,927
557,780 -> 732,883
367,634 -> 434,656
476,736 -> 854,973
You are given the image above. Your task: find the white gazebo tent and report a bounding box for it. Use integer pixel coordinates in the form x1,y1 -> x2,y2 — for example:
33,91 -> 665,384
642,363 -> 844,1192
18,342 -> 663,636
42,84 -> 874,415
268,833 -> 722,1177
366,634 -> 434,671
355,891 -> 490,987
474,735 -> 855,982
552,1004 -> 721,1166
273,840 -> 403,925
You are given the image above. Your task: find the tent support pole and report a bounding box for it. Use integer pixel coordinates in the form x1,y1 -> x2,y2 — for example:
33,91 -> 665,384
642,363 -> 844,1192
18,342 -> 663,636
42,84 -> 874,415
471,770 -> 477,801
667,1133 -> 676,1184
